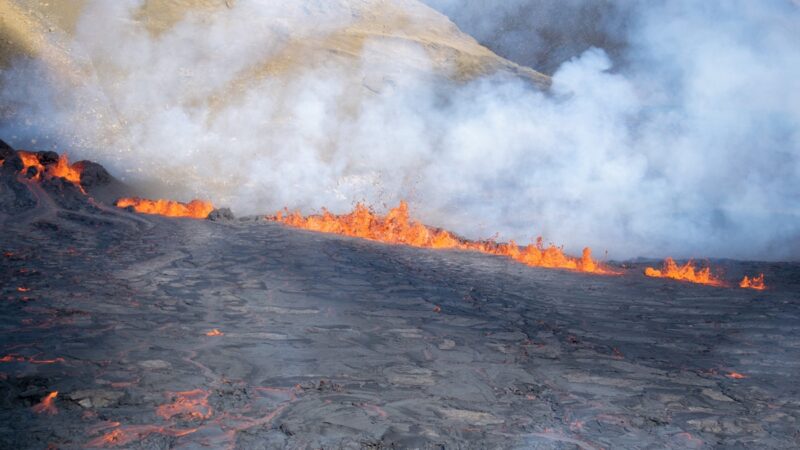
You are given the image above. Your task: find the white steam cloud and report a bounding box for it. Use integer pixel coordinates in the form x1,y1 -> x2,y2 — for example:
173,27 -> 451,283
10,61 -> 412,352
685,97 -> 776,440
1,0 -> 798,260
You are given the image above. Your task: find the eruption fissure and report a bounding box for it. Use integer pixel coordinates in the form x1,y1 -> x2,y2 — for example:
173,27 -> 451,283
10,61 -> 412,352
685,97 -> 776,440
115,197 -> 214,219
268,201 -> 617,275
644,258 -> 726,287
739,274 -> 766,291
0,0 -> 797,260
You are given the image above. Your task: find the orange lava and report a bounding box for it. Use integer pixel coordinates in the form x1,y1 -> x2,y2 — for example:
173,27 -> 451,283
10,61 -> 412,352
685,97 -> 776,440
0,354 -> 65,364
727,372 -> 747,379
17,287 -> 30,292
268,201 -> 615,274
87,425 -> 197,448
115,197 -> 214,219
49,154 -> 83,184
644,258 -> 726,287
18,151 -> 45,178
18,151 -> 84,190
32,391 -> 58,415
156,389 -> 212,421
205,329 -> 224,337
739,274 -> 766,290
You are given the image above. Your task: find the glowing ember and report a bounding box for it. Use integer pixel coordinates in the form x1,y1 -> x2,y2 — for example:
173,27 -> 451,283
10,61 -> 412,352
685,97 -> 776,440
156,389 -> 212,421
205,329 -> 224,336
739,274 -> 766,290
268,202 -> 615,274
17,287 -> 30,292
115,197 -> 214,219
644,258 -> 725,287
32,391 -> 58,415
727,372 -> 747,379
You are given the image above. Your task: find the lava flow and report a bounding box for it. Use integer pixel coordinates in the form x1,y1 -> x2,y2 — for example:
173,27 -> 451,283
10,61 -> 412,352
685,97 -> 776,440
740,274 -> 766,290
115,197 -> 214,219
156,389 -> 213,421
32,391 -> 58,415
644,258 -> 726,287
87,424 -> 198,448
268,201 -> 615,274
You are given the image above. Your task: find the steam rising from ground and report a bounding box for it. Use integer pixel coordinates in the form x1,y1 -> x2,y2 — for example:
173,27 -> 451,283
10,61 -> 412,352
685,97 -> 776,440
1,0 -> 798,260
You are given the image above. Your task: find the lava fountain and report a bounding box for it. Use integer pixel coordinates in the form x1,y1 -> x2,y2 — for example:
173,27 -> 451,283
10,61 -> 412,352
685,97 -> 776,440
268,201 -> 617,275
739,274 -> 766,290
644,258 -> 726,287
115,198 -> 214,219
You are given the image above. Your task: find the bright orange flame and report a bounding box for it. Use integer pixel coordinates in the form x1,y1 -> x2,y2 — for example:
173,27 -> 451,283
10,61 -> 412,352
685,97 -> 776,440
156,389 -> 212,421
49,154 -> 83,184
727,371 -> 747,379
644,258 -> 726,287
115,197 -> 214,219
17,151 -> 84,190
205,329 -> 224,337
32,391 -> 58,415
18,151 -> 45,179
739,274 -> 766,290
268,201 -> 616,274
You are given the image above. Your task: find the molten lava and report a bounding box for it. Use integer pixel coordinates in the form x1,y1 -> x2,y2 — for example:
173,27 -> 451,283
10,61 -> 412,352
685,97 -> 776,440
0,354 -> 65,364
156,389 -> 212,421
644,258 -> 726,287
115,197 -> 214,219
32,391 -> 58,415
49,154 -> 83,184
17,151 -> 84,190
205,329 -> 224,337
268,202 -> 615,274
739,274 -> 766,290
88,425 -> 197,448
18,151 -> 45,178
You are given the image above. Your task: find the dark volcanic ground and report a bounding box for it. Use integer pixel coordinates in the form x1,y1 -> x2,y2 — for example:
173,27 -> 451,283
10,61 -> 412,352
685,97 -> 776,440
1,155 -> 800,449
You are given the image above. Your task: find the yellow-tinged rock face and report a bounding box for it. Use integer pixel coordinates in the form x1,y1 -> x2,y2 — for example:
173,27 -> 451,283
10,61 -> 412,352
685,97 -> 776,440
0,0 -> 548,84
0,0 -> 549,206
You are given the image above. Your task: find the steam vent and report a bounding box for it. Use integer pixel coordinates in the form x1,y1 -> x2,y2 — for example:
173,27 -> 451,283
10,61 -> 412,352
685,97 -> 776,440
2,1 -> 799,448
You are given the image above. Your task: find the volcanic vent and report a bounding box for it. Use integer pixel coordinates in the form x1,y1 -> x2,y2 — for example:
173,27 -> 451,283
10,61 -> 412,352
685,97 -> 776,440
1,0 -> 799,448
1,138 -> 798,449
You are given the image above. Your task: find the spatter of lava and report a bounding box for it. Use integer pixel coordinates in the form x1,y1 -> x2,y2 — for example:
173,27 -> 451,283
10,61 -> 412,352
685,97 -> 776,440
644,258 -> 726,287
115,197 -> 214,219
739,273 -> 766,290
644,258 -> 770,290
3,150 -> 86,192
268,201 -> 617,275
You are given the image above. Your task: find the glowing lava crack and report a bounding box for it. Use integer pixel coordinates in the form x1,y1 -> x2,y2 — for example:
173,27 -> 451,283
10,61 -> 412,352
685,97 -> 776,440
268,201 -> 617,275
644,258 -> 725,287
115,197 -> 214,219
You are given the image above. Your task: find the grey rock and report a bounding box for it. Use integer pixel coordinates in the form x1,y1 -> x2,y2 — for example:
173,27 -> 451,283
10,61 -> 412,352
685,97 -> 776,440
208,207 -> 235,221
68,389 -> 124,408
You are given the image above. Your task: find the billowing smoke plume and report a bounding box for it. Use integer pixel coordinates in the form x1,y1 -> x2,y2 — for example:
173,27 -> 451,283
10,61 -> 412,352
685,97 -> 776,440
1,0 -> 798,260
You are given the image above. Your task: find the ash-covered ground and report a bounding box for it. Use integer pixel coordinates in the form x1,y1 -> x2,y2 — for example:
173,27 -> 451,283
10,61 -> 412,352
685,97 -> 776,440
1,147 -> 800,449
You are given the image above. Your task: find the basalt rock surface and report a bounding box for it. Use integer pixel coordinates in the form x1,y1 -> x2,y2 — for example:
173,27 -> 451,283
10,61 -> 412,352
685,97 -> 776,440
1,146 -> 799,449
